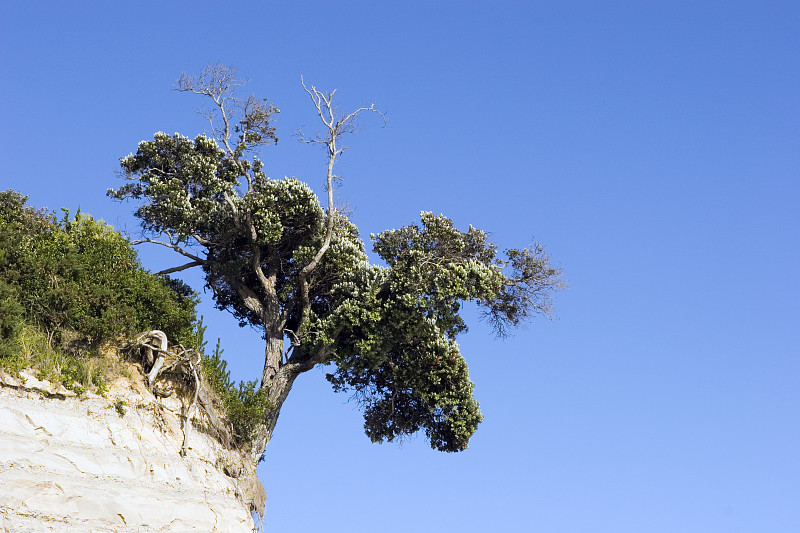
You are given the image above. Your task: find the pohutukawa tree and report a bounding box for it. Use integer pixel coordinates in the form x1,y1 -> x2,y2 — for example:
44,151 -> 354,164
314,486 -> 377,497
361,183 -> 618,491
109,64 -> 564,458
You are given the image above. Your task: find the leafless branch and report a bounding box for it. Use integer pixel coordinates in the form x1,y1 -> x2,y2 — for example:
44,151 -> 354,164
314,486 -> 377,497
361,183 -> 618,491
129,237 -> 205,264
176,64 -> 244,154
155,261 -> 203,276
296,77 -> 385,324
176,64 -> 278,196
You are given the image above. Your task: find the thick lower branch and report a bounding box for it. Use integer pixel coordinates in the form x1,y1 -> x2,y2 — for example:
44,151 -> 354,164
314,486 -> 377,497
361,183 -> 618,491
235,284 -> 266,319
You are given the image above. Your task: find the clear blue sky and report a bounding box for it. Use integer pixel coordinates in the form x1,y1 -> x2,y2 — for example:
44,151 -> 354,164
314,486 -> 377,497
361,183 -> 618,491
2,2 -> 798,531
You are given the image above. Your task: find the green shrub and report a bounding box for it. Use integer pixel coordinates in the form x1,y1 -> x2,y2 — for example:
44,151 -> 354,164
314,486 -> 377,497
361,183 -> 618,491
1,189 -> 268,447
0,190 -> 200,398
227,380 -> 273,445
201,337 -> 272,447
0,190 -> 198,348
93,367 -> 109,397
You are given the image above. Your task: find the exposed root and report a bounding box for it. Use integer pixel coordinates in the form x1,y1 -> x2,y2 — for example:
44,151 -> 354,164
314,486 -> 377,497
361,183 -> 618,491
121,331 -> 232,456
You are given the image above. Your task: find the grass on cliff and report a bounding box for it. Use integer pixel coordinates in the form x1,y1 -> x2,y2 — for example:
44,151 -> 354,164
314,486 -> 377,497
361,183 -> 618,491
0,323 -> 123,396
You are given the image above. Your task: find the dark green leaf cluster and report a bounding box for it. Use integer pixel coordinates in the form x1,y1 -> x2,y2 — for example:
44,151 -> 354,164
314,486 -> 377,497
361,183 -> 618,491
0,279 -> 25,359
321,212 -> 558,451
0,190 -> 198,349
205,176 -> 332,329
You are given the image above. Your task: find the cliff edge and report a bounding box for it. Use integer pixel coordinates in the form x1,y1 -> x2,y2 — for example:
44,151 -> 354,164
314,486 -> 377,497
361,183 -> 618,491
0,366 -> 264,532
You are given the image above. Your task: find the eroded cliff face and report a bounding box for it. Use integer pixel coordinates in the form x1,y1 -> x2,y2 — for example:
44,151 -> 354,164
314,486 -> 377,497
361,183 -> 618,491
0,368 -> 264,532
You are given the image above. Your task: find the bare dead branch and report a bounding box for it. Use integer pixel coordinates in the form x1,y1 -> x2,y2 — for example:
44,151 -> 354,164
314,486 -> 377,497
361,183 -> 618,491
155,261 -> 203,276
176,64 -> 278,196
295,77 -> 386,330
129,237 -> 205,263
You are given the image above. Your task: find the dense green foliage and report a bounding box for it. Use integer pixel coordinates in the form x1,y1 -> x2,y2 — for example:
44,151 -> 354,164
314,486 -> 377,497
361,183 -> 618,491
0,189 -> 199,396
109,66 -> 564,453
0,190 -> 198,348
0,189 -> 271,446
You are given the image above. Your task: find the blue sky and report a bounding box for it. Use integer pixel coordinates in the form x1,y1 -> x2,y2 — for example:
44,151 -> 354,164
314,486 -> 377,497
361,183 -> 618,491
2,1 -> 798,531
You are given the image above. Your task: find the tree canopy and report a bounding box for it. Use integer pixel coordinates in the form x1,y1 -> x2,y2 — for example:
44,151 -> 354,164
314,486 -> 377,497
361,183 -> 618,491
109,64 -> 564,455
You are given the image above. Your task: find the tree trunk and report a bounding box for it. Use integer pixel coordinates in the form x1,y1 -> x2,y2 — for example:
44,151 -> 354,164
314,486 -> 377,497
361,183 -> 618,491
252,366 -> 302,457
251,336 -> 308,459
261,335 -> 284,387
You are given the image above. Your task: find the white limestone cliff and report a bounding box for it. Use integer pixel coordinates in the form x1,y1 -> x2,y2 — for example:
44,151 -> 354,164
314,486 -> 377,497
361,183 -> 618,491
0,367 -> 264,532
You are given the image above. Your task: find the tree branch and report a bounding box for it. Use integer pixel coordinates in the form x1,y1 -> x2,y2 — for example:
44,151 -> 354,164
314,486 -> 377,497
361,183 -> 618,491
155,261 -> 203,276
191,233 -> 215,247
234,283 -> 266,319
130,237 -> 204,263
296,77 -> 385,328
177,64 -> 265,192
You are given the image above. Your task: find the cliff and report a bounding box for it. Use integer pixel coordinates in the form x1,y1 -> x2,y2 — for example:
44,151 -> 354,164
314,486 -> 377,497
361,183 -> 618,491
0,366 -> 264,532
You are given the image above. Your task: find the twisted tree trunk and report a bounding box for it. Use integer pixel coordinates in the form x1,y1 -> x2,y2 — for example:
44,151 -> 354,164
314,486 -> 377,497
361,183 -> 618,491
252,336 -> 322,459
